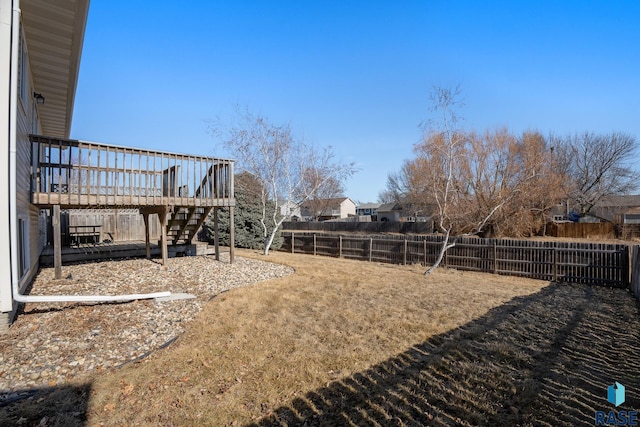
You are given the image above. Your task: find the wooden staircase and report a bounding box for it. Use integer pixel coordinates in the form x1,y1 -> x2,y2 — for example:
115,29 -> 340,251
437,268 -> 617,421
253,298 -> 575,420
166,207 -> 212,245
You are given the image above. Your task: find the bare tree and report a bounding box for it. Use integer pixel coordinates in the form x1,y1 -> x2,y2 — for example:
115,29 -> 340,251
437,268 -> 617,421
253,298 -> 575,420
379,168 -> 410,204
510,131 -> 567,236
551,132 -> 640,216
213,109 -> 357,255
418,86 -> 468,274
399,87 -> 563,274
460,129 -> 566,237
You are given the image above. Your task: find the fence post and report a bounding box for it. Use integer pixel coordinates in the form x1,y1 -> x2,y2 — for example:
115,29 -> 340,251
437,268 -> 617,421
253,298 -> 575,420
623,245 -> 630,286
313,233 -> 317,256
291,232 -> 295,254
403,239 -> 407,265
339,235 -> 342,258
369,238 -> 373,262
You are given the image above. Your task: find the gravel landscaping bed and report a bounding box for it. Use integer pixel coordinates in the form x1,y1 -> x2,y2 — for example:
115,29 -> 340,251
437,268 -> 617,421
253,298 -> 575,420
0,254 -> 293,398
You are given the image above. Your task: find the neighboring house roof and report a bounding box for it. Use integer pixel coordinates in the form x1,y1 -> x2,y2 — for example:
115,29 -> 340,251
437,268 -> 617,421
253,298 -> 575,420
278,199 -> 301,207
376,203 -> 402,213
590,194 -> 640,222
302,197 -> 354,208
594,195 -> 640,208
21,0 -> 90,138
356,203 -> 382,210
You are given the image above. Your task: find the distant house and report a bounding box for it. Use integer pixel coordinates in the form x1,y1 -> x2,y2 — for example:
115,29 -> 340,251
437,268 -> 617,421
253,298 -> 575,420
301,197 -> 356,221
618,207 -> 640,225
279,200 -> 302,221
590,195 -> 640,224
377,203 -> 403,222
356,203 -> 381,219
377,202 -> 433,223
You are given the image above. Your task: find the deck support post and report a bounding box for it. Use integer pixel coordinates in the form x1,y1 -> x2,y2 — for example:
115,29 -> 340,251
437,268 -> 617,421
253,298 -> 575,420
53,205 -> 62,279
229,206 -> 235,264
213,208 -> 220,261
159,209 -> 168,266
142,212 -> 151,259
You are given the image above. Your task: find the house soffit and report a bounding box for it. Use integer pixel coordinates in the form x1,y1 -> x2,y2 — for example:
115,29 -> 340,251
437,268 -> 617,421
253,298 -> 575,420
21,0 -> 89,138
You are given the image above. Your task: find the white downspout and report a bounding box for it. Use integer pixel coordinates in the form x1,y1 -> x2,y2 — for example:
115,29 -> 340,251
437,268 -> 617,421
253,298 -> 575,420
9,1 -> 169,304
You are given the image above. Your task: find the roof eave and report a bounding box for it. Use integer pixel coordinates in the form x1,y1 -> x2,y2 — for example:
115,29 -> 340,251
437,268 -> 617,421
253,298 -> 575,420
21,0 -> 90,138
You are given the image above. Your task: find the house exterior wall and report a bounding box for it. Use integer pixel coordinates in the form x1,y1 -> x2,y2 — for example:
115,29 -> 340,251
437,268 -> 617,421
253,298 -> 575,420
623,213 -> 640,225
0,0 -> 13,326
378,211 -> 401,222
300,198 -> 355,221
356,208 -> 375,216
355,203 -> 381,217
279,201 -> 301,220
0,3 -> 47,328
339,199 -> 356,218
17,82 -> 44,293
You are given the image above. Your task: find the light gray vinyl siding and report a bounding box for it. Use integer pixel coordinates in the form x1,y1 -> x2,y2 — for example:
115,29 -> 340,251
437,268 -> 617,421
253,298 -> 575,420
15,68 -> 41,291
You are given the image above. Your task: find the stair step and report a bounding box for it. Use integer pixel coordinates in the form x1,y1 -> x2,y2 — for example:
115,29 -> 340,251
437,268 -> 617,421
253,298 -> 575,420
165,206 -> 211,245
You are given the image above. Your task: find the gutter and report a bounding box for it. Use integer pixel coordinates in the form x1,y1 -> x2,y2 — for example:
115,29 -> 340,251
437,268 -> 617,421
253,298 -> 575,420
9,1 -> 170,304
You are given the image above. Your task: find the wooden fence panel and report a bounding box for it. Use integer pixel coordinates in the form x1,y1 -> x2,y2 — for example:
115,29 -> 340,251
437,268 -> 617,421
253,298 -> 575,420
341,237 -> 369,261
281,233 -> 630,287
371,238 -> 404,264
406,240 -> 426,265
315,235 -> 339,258
631,246 -> 640,300
546,222 -> 615,238
65,209 -> 161,242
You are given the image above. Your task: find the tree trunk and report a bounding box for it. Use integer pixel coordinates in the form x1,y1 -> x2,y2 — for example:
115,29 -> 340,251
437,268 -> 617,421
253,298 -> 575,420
424,229 -> 454,275
263,217 -> 286,256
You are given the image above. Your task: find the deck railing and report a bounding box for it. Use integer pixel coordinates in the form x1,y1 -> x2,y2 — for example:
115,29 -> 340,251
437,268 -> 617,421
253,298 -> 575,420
30,135 -> 234,208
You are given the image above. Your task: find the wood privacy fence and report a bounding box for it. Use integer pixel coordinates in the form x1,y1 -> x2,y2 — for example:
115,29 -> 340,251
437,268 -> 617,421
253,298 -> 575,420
48,209 -> 161,245
282,221 -> 434,234
282,233 -> 630,287
546,222 -> 615,239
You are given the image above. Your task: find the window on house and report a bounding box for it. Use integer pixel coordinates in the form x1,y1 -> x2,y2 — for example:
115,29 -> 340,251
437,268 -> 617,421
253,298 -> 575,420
18,218 -> 30,278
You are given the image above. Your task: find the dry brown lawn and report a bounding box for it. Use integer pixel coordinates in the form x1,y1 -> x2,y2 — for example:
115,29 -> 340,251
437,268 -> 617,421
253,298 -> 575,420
3,249 -> 640,426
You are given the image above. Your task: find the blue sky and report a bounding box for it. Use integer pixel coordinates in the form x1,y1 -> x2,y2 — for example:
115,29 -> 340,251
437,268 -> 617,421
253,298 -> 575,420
71,1 -> 640,203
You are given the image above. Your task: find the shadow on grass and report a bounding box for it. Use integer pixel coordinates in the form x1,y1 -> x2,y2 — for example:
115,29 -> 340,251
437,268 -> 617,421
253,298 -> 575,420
0,383 -> 91,427
251,283 -> 640,426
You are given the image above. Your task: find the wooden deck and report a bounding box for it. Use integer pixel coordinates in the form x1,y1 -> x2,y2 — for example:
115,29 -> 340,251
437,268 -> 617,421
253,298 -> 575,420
30,135 -> 235,209
31,135 -> 236,272
39,241 -> 216,265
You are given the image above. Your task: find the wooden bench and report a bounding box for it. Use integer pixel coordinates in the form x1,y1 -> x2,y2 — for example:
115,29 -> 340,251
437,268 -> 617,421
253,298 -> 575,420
69,225 -> 102,246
